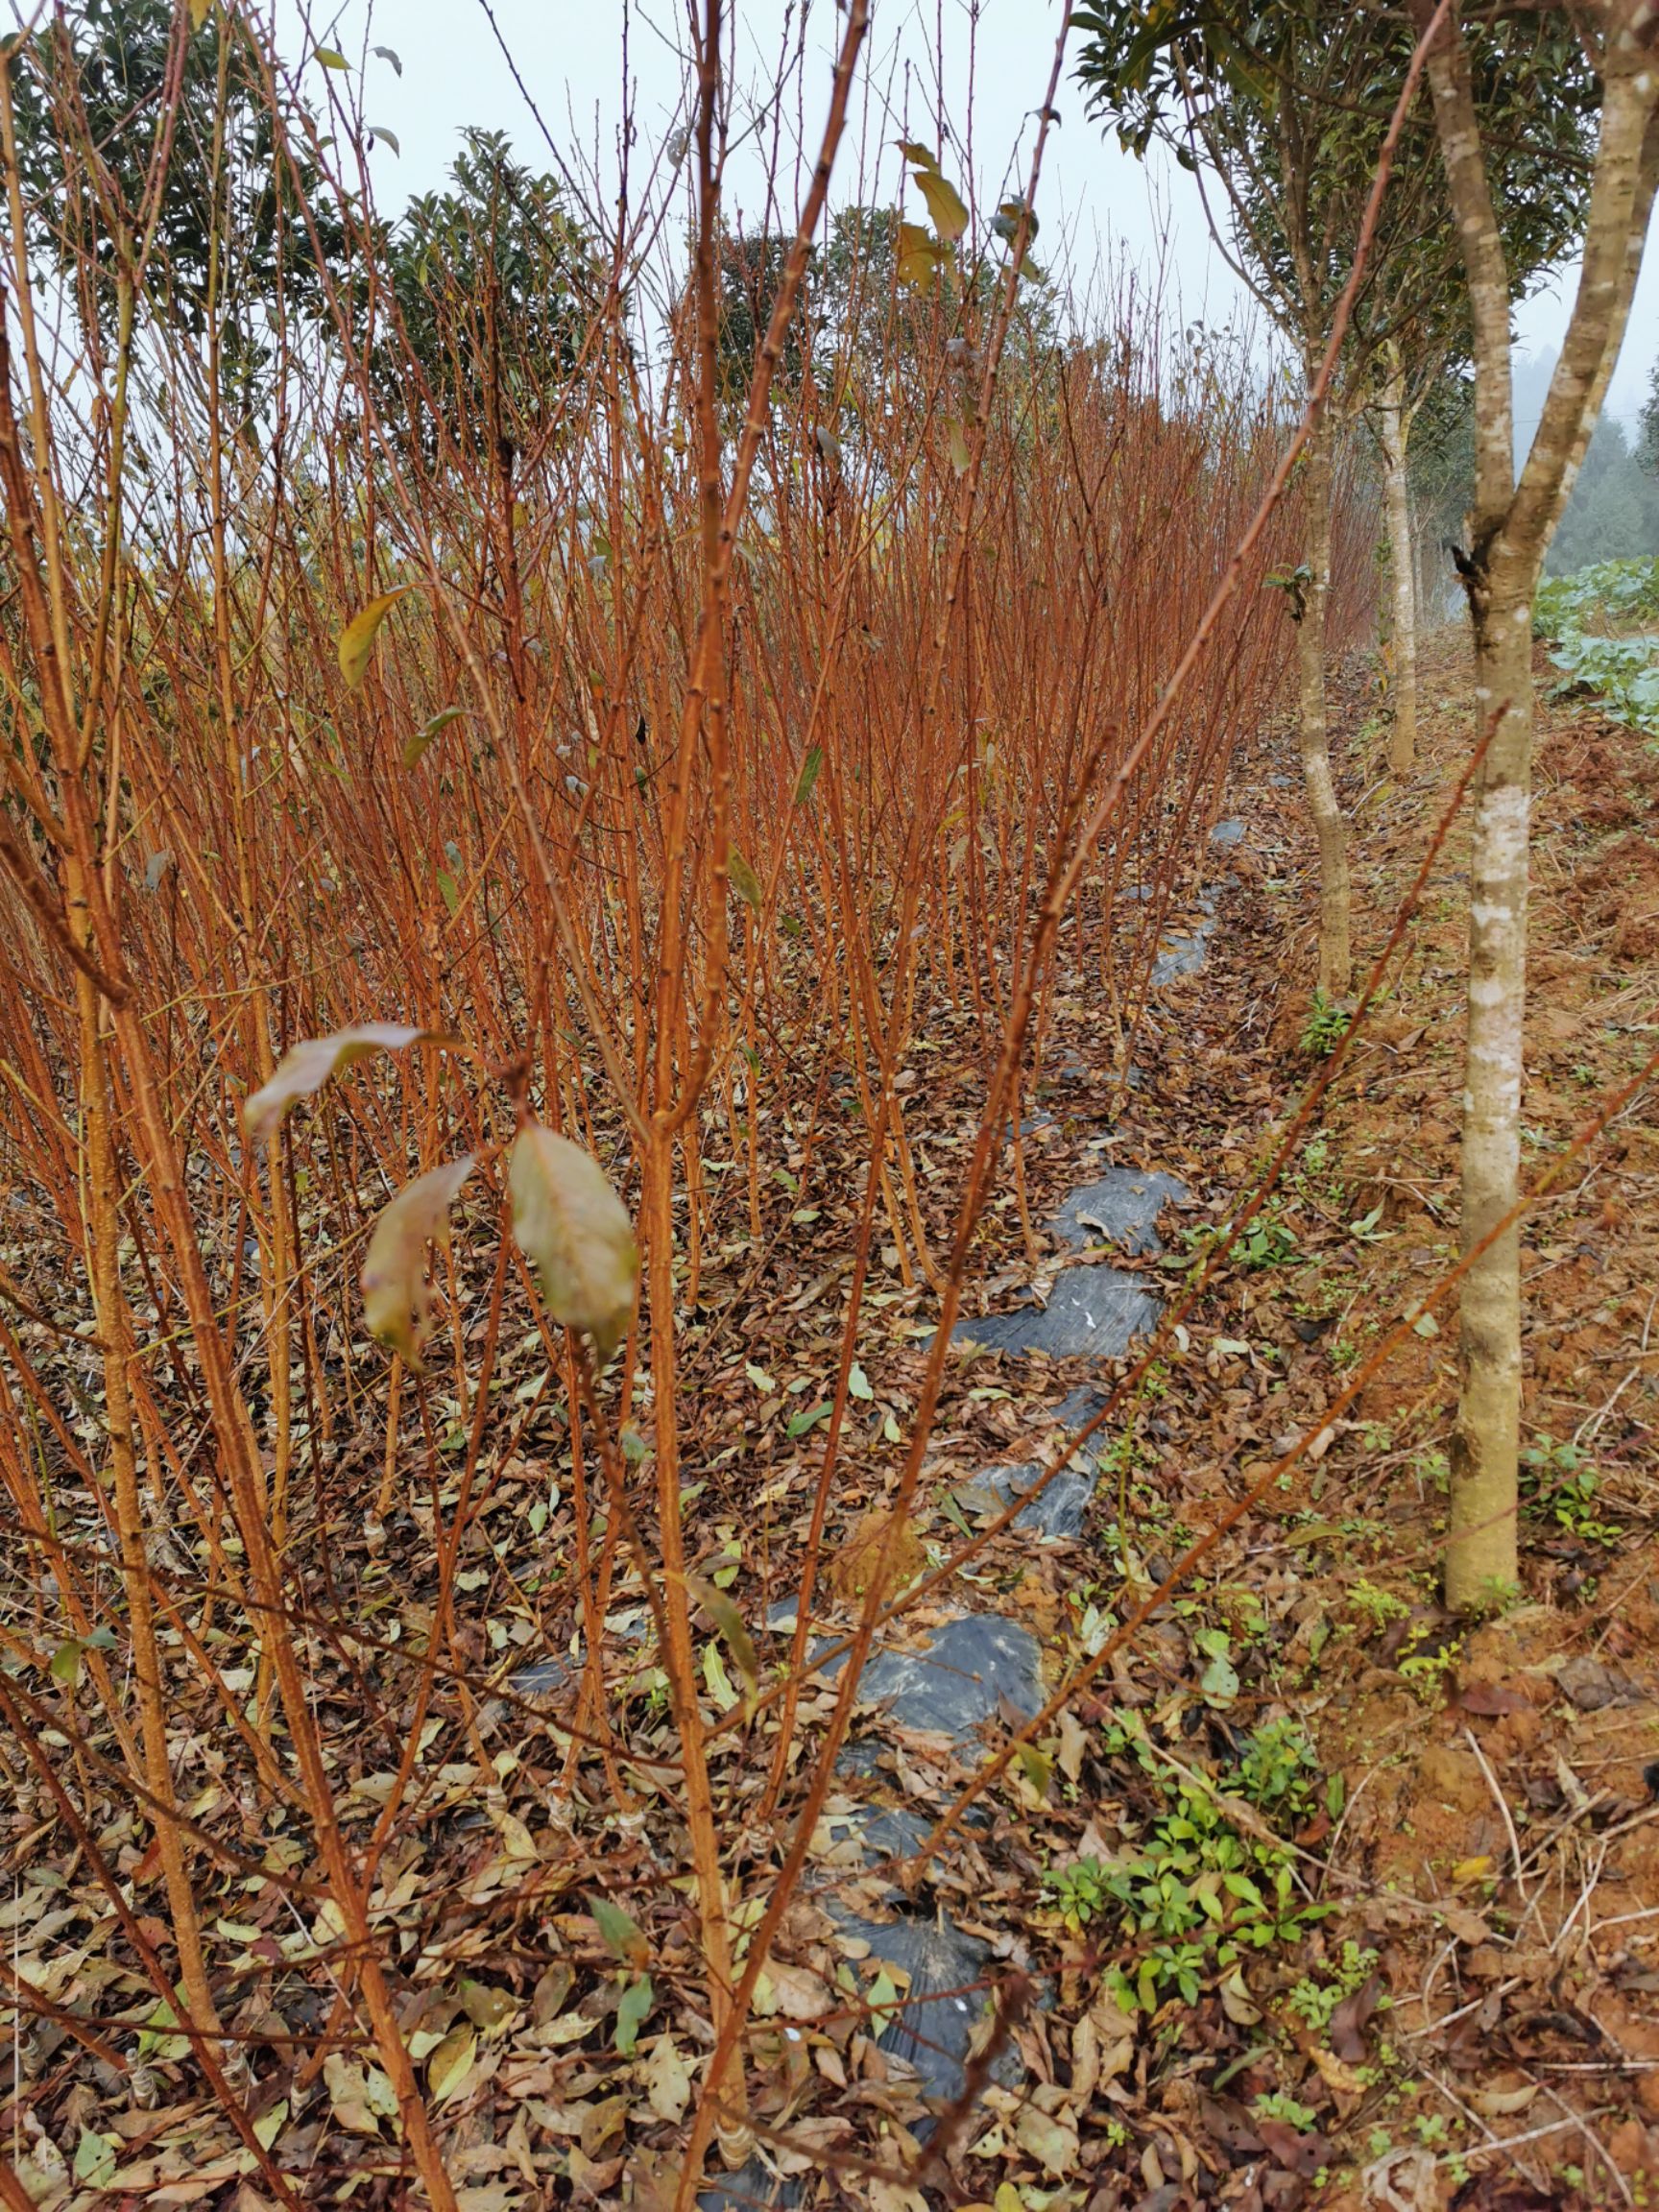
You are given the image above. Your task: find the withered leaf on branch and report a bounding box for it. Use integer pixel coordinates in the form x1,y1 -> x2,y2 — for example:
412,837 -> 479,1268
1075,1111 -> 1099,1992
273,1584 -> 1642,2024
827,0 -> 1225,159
360,1156 -> 476,1368
509,1124 -> 638,1360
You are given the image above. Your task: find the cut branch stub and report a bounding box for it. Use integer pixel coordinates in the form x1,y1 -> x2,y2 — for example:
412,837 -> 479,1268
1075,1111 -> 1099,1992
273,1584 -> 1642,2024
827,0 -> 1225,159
361,1156 -> 476,1369
509,1124 -> 639,1361
243,1024 -> 456,1146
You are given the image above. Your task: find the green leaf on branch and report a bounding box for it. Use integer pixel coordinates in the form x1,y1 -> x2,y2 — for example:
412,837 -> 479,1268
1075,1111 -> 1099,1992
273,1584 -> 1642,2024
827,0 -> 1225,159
897,222 -> 949,288
402,706 -> 464,769
729,851 -> 763,907
915,167 -> 969,243
337,586 -> 412,690
793,745 -> 824,806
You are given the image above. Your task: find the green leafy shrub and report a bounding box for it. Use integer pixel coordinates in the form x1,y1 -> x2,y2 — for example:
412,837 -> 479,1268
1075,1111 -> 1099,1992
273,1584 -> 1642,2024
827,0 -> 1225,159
1520,1433 -> 1621,1546
1533,556 -> 1659,735
1237,1717 -> 1326,1821
1300,991 -> 1351,1057
1042,1774 -> 1331,2014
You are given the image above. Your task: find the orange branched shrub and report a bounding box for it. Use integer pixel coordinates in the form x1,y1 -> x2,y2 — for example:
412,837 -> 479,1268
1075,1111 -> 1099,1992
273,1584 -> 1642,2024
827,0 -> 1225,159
0,8 -> 1349,2203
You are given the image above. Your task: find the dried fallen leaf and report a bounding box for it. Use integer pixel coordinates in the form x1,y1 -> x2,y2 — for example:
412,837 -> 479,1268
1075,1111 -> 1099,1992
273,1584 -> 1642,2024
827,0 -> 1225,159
1310,2045 -> 1365,2097
1440,1902 -> 1491,1946
323,2053 -> 382,2135
1329,1972 -> 1383,2063
1455,1679 -> 1529,1716
642,2033 -> 692,2124
579,2093 -> 628,2158
1471,2081 -> 1538,2117
427,2021 -> 477,2103
757,1960 -> 832,2021
1057,1706 -> 1089,1784
1014,2101 -> 1080,2177
1219,1965 -> 1262,2026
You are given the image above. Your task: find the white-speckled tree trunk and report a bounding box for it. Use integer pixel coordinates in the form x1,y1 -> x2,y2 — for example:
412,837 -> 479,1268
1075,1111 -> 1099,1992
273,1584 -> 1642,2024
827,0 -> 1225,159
1376,355 -> 1418,774
1448,560 -> 1533,1603
1416,3 -> 1659,1609
1295,396 -> 1352,998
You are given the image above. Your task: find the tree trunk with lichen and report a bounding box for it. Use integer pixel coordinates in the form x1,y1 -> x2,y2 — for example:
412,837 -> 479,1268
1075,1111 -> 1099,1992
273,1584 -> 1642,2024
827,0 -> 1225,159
1415,3 -> 1659,1610
1294,396 -> 1352,998
1377,354 -> 1418,774
1446,559 -> 1532,1606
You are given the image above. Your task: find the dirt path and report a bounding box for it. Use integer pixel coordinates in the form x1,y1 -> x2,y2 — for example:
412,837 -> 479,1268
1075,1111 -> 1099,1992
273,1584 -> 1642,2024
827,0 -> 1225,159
719,626 -> 1659,2208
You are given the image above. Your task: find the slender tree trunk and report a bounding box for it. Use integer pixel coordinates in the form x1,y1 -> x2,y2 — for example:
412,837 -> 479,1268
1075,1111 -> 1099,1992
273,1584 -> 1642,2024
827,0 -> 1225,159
1377,353 -> 1418,773
1295,397 -> 1351,997
1413,2 -> 1659,1610
1447,556 -> 1532,1606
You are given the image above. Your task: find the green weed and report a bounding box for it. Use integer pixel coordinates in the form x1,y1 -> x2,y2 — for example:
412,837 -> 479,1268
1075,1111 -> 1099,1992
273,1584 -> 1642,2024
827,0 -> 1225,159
1300,992 -> 1351,1058
1043,1728 -> 1333,2013
1521,1433 -> 1621,1546
1285,1941 -> 1382,2032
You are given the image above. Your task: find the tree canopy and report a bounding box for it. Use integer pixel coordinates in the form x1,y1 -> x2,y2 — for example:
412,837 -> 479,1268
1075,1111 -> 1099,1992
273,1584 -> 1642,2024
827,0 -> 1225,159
373,127 -> 611,468
11,0 -> 349,416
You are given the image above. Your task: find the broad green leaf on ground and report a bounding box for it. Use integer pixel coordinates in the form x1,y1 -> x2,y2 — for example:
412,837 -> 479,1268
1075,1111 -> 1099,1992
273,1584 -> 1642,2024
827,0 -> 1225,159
1016,2100 -> 1080,2177
360,1156 -> 475,1368
866,1967 -> 902,2038
460,1977 -> 518,2033
509,1125 -> 638,1359
252,2100 -> 289,2150
588,1895 -> 649,1968
74,2130 -> 117,2187
703,1641 -> 737,1710
244,1023 -> 450,1145
338,587 -> 412,690
614,1972 -> 653,2055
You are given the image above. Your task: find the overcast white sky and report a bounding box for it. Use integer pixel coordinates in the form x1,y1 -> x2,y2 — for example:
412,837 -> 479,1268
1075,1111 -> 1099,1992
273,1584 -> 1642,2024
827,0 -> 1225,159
288,0 -> 1658,434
